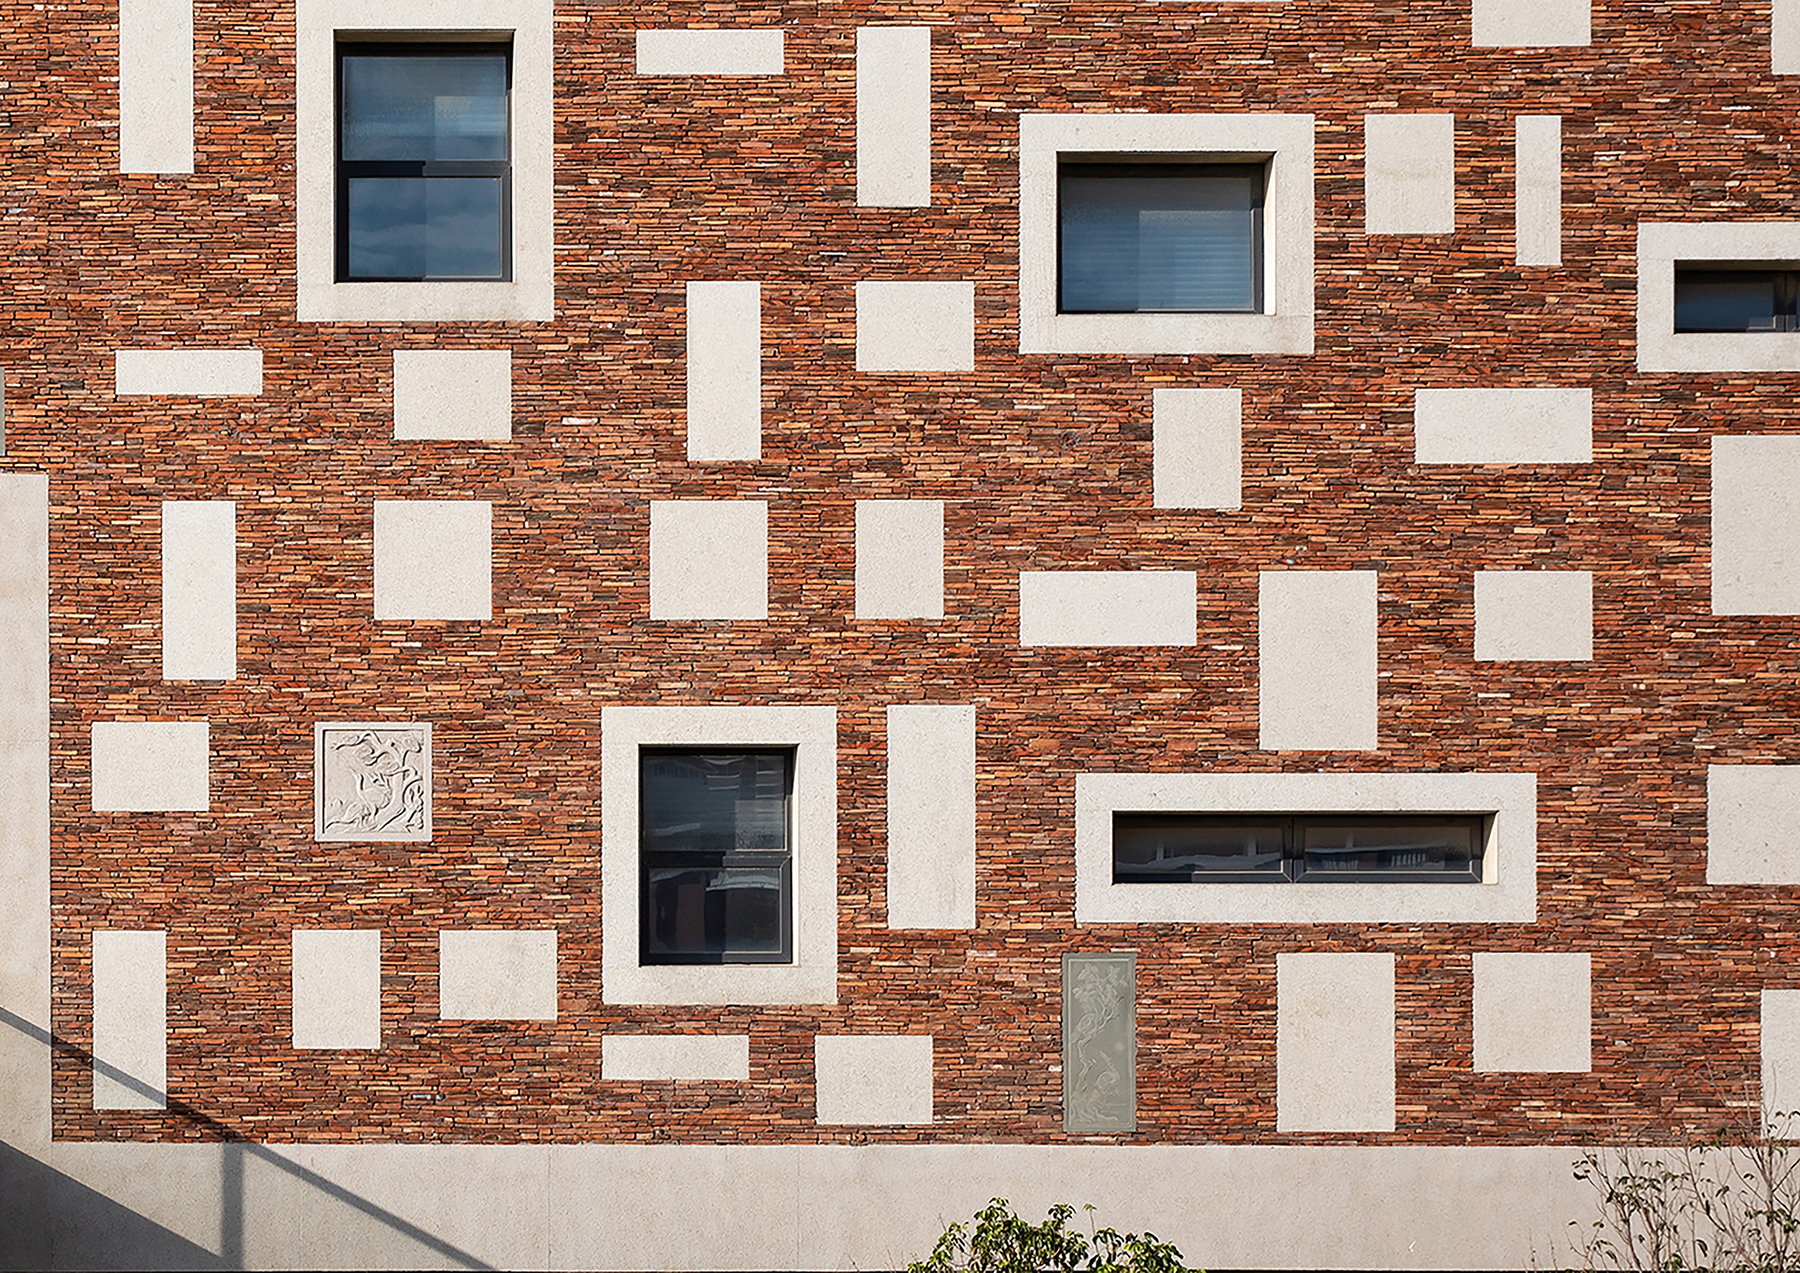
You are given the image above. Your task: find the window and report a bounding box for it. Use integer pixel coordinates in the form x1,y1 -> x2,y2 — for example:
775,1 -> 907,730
600,705 -> 837,1005
336,43 -> 511,282
1075,771 -> 1537,925
1674,266 -> 1800,332
1058,163 -> 1264,315
1018,113 -> 1314,356
639,750 -> 793,964
295,0 -> 552,322
1636,223 -> 1800,372
1112,813 -> 1485,884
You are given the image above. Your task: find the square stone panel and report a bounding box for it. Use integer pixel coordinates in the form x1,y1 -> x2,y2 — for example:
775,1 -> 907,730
373,499 -> 492,621
1472,952 -> 1591,1073
814,1034 -> 933,1125
315,723 -> 431,842
1474,571 -> 1593,661
648,500 -> 768,620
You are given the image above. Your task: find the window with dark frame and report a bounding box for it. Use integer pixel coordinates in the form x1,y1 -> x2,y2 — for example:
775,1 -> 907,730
1112,813 -> 1486,884
1057,161 -> 1266,315
1674,265 -> 1800,332
639,749 -> 795,965
336,42 -> 512,282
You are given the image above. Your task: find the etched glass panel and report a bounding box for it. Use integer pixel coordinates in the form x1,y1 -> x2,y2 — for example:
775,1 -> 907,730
1062,951 -> 1135,1133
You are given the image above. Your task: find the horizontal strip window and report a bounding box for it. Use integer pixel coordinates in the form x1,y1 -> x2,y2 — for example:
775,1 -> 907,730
1674,264 -> 1800,332
1112,813 -> 1486,884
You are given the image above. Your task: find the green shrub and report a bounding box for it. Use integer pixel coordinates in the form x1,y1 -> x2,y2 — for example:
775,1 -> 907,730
906,1197 -> 1197,1273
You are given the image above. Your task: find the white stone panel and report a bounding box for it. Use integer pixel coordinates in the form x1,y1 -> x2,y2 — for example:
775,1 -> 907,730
1472,952 -> 1591,1072
373,500 -> 492,622
1018,571 -> 1197,647
1364,114 -> 1455,235
648,500 -> 768,620
1778,0 -> 1800,74
115,349 -> 262,396
92,930 -> 166,1110
1708,765 -> 1800,884
1258,571 -> 1377,751
438,930 -> 557,1021
292,930 -> 381,1051
635,29 -> 784,75
90,721 -> 208,812
118,0 -> 192,174
1474,571 -> 1592,661
814,1035 -> 933,1125
1276,952 -> 1394,1133
855,500 -> 943,620
886,704 -> 976,930
1414,388 -> 1592,465
393,350 -> 511,441
601,1035 -> 751,1081
686,282 -> 762,462
1472,0 -> 1591,46
856,28 -> 931,207
1764,990 -> 1800,1132
1153,388 -> 1242,510
1515,116 -> 1562,267
315,723 -> 431,843
1075,771 -> 1536,926
161,501 -> 235,681
600,705 -> 838,1006
1714,435 -> 1800,615
855,282 -> 975,373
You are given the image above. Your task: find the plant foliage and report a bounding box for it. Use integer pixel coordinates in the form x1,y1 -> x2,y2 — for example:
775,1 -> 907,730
907,1197 -> 1197,1273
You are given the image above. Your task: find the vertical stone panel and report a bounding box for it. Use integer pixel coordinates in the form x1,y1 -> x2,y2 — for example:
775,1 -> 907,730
119,0 -> 192,173
686,282 -> 762,462
885,703 -> 975,930
161,500 -> 235,681
1152,388 -> 1241,510
1713,435 -> 1800,614
1364,114 -> 1454,234
92,930 -> 166,1109
856,28 -> 931,207
1276,952 -> 1394,1133
1515,115 -> 1562,267
1062,952 -> 1134,1133
855,500 -> 943,619
1259,571 -> 1378,751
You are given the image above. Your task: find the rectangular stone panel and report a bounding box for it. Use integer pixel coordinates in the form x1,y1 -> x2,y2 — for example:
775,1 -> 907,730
292,929 -> 381,1050
1277,952 -> 1394,1133
1153,388 -> 1242,509
1414,387 -> 1592,465
601,1035 -> 751,1081
634,29 -> 784,75
438,930 -> 557,1021
90,720 -> 208,811
1779,0 -> 1800,74
1472,952 -> 1590,1073
1472,0 -> 1590,46
393,349 -> 511,441
648,500 -> 768,620
161,501 -> 235,681
1764,990 -> 1800,1133
856,28 -> 931,207
1259,571 -> 1377,751
114,349 -> 262,396
1515,115 -> 1562,267
855,500 -> 943,620
1062,952 -> 1134,1133
1707,764 -> 1800,884
1474,570 -> 1592,661
119,0 -> 192,173
886,704 -> 976,930
1713,435 -> 1800,615
315,723 -> 430,843
373,500 -> 492,621
855,282 -> 975,372
815,1035 -> 933,1125
1364,114 -> 1454,235
1018,571 -> 1197,646
686,282 -> 762,462
92,930 -> 166,1109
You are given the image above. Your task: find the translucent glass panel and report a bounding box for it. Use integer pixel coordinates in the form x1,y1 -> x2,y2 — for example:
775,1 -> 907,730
1058,164 -> 1263,314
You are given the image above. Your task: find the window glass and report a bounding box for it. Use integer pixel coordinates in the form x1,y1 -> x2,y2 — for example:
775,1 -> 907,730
1674,268 -> 1797,332
1059,163 -> 1264,314
336,44 -> 511,282
1297,816 -> 1481,881
639,751 -> 793,964
1111,812 -> 1484,884
1113,814 -> 1288,882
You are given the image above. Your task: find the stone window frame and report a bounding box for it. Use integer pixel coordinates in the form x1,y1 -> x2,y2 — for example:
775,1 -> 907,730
600,705 -> 838,1005
295,0 -> 553,323
1074,771 -> 1537,924
1018,112 -> 1315,356
1637,222 -> 1800,372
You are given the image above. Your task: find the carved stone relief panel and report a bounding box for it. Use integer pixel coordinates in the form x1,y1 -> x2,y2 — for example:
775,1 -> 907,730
1061,950 -> 1135,1133
314,722 -> 431,842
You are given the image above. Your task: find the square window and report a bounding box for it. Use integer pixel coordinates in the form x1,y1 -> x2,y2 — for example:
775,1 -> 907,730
296,0 -> 552,322
337,43 -> 512,282
1058,163 -> 1264,314
601,705 -> 837,1005
1019,113 -> 1314,356
639,750 -> 795,965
